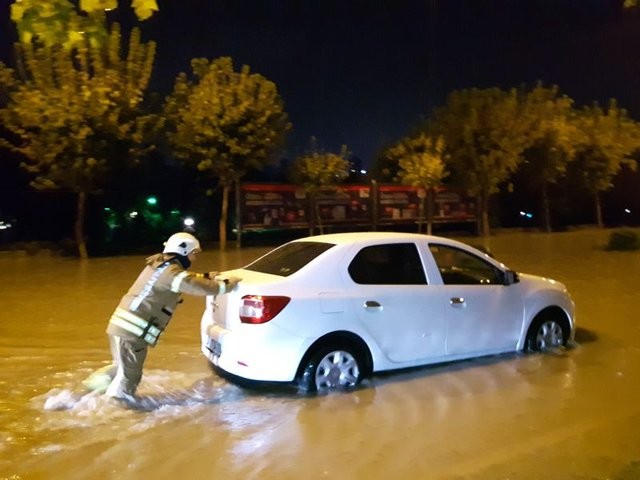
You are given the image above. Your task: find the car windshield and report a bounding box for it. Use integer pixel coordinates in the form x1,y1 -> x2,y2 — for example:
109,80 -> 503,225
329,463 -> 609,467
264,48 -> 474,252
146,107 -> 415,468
245,241 -> 335,277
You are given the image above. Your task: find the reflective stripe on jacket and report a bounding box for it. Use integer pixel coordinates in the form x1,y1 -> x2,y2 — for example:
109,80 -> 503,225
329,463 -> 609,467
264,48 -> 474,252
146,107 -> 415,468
106,253 -> 226,346
110,308 -> 163,346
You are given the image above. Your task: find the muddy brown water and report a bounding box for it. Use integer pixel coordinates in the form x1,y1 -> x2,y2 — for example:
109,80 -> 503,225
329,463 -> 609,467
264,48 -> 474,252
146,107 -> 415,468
1,229 -> 640,480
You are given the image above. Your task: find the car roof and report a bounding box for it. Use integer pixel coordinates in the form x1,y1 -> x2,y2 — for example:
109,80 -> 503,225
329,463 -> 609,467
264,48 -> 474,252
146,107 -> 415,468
278,231 -> 505,272
291,231 -> 461,246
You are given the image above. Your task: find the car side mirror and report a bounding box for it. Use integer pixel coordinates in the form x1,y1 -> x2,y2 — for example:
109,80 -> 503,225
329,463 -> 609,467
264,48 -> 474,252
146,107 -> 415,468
503,269 -> 519,285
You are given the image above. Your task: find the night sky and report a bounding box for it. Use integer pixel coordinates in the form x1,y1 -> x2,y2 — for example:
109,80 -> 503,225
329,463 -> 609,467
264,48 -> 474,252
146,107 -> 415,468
2,1 -> 640,165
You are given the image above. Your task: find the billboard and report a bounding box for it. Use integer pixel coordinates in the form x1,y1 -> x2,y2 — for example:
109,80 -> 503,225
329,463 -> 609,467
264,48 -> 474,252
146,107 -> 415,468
376,185 -> 476,223
240,184 -> 308,230
239,183 -> 476,232
377,185 -> 424,223
314,185 -> 372,225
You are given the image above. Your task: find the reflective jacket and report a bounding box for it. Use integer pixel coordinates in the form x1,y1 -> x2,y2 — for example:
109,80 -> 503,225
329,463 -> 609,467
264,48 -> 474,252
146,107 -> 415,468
106,253 -> 225,346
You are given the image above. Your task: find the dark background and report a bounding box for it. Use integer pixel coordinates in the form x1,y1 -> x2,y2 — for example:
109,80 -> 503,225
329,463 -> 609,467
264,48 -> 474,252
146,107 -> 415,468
1,1 -> 640,250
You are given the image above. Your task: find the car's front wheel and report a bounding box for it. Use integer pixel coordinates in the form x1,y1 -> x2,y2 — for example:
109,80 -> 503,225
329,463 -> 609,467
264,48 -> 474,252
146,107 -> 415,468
526,315 -> 567,351
297,345 -> 363,393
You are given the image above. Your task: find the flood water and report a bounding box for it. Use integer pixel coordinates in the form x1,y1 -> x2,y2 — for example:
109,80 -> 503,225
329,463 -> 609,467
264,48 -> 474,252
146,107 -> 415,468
1,229 -> 640,480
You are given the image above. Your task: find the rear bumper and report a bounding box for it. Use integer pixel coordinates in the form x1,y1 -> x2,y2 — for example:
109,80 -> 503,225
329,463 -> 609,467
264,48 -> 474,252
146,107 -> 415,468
201,321 -> 309,382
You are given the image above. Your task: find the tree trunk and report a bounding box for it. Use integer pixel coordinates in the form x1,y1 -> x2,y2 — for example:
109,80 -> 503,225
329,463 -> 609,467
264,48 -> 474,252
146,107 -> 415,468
235,180 -> 242,248
219,184 -> 229,249
416,194 -> 425,234
595,192 -> 603,229
542,183 -> 551,233
425,188 -> 434,235
475,193 -> 482,236
480,190 -> 491,237
308,193 -> 315,236
75,191 -> 89,259
315,196 -> 324,235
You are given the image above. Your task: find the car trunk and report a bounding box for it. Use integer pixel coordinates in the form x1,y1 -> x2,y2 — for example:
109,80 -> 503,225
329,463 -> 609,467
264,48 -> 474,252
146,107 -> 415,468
209,268 -> 287,330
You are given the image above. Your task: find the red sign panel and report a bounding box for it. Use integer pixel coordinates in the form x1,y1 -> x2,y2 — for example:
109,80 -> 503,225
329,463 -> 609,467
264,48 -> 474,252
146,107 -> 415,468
241,184 -> 308,229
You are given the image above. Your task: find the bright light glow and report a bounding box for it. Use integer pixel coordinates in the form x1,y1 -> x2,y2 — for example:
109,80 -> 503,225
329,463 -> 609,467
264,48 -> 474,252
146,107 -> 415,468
183,217 -> 195,227
0,222 -> 11,230
624,208 -> 631,214
360,169 -> 367,175
519,211 -> 533,219
146,196 -> 157,206
129,211 -> 138,219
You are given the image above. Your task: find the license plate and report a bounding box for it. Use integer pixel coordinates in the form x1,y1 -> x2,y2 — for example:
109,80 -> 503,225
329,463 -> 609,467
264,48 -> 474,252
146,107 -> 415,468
206,338 -> 221,357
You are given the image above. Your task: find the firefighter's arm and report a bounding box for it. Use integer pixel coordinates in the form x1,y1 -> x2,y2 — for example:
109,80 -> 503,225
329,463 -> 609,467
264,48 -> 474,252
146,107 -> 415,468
169,268 -> 240,296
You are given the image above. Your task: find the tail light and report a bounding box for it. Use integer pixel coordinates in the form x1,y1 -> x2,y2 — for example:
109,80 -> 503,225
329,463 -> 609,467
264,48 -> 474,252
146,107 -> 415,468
239,295 -> 291,324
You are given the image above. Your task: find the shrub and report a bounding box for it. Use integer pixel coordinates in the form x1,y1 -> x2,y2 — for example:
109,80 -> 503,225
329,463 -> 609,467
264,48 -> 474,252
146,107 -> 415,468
606,229 -> 640,251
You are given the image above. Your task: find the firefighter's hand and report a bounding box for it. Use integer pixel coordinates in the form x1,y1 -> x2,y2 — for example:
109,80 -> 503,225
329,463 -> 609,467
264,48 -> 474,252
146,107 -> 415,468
214,275 -> 242,294
224,276 -> 242,292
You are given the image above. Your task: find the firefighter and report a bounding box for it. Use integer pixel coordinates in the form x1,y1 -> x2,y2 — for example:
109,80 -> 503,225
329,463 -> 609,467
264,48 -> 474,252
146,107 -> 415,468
83,232 -> 241,401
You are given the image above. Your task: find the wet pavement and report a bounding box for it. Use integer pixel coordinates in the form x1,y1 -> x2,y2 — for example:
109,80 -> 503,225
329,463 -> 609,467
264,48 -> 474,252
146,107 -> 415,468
1,229 -> 640,480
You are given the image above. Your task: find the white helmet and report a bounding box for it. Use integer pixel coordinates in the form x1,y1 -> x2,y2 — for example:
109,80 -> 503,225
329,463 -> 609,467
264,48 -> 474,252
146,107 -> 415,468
163,232 -> 201,256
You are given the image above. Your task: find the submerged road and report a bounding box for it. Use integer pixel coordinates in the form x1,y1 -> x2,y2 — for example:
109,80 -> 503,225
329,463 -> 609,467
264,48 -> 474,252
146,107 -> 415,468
1,229 -> 639,480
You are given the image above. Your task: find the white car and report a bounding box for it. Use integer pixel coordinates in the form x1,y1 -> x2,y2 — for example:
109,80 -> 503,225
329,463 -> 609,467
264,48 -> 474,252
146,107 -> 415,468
201,232 -> 575,392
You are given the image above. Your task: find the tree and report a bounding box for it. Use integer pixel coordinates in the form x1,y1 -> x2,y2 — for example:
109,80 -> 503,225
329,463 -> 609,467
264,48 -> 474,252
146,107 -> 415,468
9,0 -> 159,48
165,57 -> 291,249
0,25 -> 156,258
288,144 -> 351,234
520,84 -> 584,232
430,87 -> 535,236
571,100 -> 640,228
372,143 -> 403,183
388,134 -> 447,234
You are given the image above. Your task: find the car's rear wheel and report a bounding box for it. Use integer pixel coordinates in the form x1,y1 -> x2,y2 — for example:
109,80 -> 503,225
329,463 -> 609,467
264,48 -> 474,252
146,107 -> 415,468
526,315 -> 567,351
297,345 -> 363,393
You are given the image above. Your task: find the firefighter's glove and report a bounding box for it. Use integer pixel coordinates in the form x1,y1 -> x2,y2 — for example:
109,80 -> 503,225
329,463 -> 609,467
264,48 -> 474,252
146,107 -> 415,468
214,275 -> 242,294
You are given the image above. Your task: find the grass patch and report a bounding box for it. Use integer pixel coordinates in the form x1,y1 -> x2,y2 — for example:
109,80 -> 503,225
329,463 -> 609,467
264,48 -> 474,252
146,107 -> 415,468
605,229 -> 640,251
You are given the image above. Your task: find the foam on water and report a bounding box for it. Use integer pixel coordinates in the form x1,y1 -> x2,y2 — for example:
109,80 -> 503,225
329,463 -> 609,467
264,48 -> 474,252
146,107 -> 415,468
34,367 -> 238,429
42,388 -> 102,411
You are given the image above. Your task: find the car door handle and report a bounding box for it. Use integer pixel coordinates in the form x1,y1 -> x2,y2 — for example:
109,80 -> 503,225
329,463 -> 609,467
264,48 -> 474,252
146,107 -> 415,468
450,297 -> 465,305
363,300 -> 383,312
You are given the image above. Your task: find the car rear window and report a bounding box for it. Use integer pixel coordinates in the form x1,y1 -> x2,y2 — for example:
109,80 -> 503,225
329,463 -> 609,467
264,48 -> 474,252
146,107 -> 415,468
245,241 -> 335,277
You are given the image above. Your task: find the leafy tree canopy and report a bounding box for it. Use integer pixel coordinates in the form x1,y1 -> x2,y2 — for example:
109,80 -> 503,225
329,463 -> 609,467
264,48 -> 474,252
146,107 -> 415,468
165,56 -> 291,187
429,87 -> 538,235
0,25 -> 155,191
572,99 -> 640,194
164,56 -> 290,248
391,134 -> 448,189
0,25 -> 156,257
520,83 -> 584,187
9,0 -> 158,48
431,87 -> 534,198
288,145 -> 351,193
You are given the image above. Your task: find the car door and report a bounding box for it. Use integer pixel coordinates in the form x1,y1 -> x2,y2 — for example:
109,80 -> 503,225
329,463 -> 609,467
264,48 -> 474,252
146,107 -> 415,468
428,243 -> 523,355
346,242 -> 447,363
